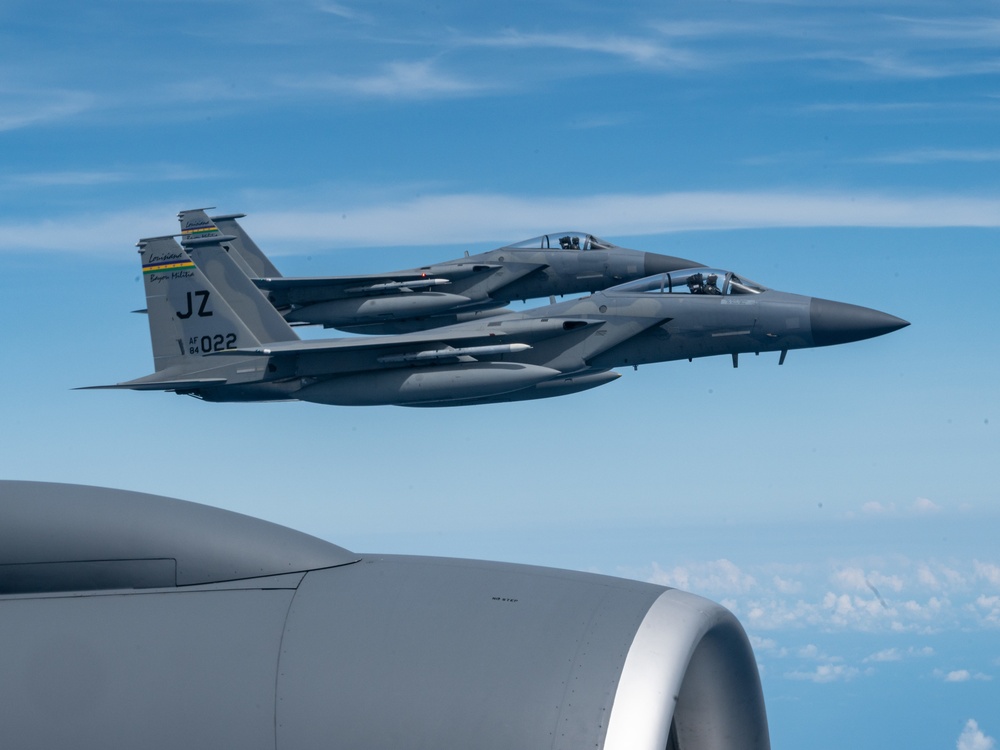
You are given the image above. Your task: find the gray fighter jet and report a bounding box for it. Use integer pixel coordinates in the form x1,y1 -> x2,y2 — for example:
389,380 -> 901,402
85,234 -> 907,407
0,480 -> 769,749
178,208 -> 700,333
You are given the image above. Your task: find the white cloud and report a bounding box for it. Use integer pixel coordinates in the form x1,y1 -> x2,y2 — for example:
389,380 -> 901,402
863,646 -> 934,663
958,720 -> 996,750
6,189 -> 1000,256
0,165 -> 225,189
747,634 -> 787,658
832,567 -> 904,593
797,643 -> 822,659
843,52 -> 1000,80
786,663 -> 860,683
861,497 -> 942,517
239,191 -> 1000,251
283,61 -> 490,100
974,595 -> 1000,626
864,148 -> 1000,165
917,564 -> 940,589
0,88 -> 94,132
864,647 -> 901,662
470,30 -> 699,69
912,497 -> 942,514
649,559 -> 757,595
939,669 -> 993,683
315,2 -> 374,24
862,500 -> 895,515
637,553 -> 1000,634
773,575 -> 803,594
974,562 -> 1000,587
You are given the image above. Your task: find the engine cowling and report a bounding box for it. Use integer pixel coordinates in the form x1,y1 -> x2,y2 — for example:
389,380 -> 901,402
0,482 -> 769,750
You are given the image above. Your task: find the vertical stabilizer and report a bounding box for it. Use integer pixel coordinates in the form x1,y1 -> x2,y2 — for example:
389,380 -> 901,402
139,236 -> 266,373
182,236 -> 298,345
177,207 -> 221,241
177,208 -> 258,279
211,213 -> 282,278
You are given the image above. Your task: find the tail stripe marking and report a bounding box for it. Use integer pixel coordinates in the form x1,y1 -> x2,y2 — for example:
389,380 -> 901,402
143,259 -> 195,274
181,226 -> 219,238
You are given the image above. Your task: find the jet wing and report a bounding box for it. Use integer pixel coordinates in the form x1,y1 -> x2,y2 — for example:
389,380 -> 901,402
255,269 -> 493,307
254,262 -> 547,307
207,317 -> 603,376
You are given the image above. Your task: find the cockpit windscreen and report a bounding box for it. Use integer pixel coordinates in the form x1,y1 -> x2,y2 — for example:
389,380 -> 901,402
608,269 -> 767,296
506,232 -> 617,252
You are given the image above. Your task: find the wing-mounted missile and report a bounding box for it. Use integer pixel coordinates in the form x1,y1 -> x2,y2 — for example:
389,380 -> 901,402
409,261 -> 503,278
344,278 -> 452,294
377,343 -> 532,363
255,265 -> 502,305
0,481 -> 770,750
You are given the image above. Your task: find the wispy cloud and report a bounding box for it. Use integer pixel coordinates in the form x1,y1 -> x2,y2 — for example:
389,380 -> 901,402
4,189 -> 1000,256
861,148 -> 1000,165
863,646 -> 934,663
0,88 -> 94,132
786,663 -> 862,683
0,165 -> 227,190
860,498 -> 942,516
280,60 -> 491,99
890,15 -> 1000,45
238,190 -> 1000,252
470,30 -> 700,69
644,10 -> 1000,81
937,668 -> 993,683
841,52 -> 1000,80
314,1 -> 374,24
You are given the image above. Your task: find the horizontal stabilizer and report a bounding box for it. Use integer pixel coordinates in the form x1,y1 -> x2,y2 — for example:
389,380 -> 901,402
77,378 -> 228,392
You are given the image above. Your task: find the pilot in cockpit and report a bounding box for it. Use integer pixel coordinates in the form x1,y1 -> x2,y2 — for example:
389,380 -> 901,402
704,274 -> 721,295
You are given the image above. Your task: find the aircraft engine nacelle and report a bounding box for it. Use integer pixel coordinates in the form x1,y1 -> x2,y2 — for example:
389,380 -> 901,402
297,362 -> 562,406
286,292 -> 473,325
0,482 -> 769,750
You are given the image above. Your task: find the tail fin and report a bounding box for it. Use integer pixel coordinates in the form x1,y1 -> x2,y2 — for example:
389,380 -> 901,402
139,236 -> 272,373
177,208 -> 282,279
181,235 -> 298,345
210,213 -> 282,278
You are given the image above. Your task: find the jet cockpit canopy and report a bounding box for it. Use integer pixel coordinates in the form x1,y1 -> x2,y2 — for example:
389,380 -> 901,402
506,232 -> 617,251
608,268 -> 768,296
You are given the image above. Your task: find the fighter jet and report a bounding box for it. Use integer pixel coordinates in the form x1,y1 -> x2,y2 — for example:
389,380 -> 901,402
178,208 -> 701,333
85,234 -> 908,407
1,480 -> 769,749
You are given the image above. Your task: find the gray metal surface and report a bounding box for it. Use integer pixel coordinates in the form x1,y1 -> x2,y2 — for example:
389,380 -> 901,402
0,481 -> 357,592
0,481 -> 770,750
277,556 -> 662,750
0,587 -> 294,749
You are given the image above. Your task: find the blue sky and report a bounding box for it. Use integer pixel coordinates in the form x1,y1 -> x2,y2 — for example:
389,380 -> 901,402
2,1 -> 998,747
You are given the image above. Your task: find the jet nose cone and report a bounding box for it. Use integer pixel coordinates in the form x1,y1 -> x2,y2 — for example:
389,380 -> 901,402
810,298 -> 909,347
643,252 -> 703,275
